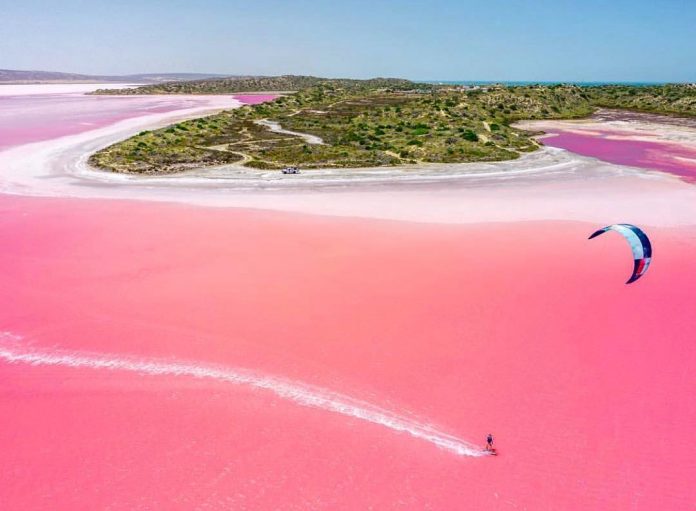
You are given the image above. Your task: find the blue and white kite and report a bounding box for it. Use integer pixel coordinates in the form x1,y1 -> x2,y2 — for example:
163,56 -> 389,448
588,224 -> 652,284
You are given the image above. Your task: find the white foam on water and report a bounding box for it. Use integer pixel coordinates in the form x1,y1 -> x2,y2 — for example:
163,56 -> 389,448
0,334 -> 485,457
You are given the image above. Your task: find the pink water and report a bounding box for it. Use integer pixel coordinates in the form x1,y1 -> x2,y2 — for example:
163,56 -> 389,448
0,91 -> 275,150
543,130 -> 696,182
1,197 -> 694,509
233,94 -> 279,105
0,92 -> 237,150
0,93 -> 695,510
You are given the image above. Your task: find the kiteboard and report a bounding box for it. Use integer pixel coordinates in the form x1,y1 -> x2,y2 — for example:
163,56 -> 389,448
485,448 -> 498,456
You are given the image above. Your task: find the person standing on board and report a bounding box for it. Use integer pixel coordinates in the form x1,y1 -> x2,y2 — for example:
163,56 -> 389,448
486,434 -> 494,451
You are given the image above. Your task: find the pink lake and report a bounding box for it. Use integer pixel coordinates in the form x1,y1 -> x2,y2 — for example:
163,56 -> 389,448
0,89 -> 277,151
1,197 -> 694,510
0,91 -> 240,151
542,129 -> 696,182
0,92 -> 694,510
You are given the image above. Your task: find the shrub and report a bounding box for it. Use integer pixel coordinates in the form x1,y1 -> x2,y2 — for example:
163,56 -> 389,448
462,130 -> 479,142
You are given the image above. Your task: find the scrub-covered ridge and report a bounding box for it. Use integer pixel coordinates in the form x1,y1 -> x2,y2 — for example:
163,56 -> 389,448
590,84 -> 696,117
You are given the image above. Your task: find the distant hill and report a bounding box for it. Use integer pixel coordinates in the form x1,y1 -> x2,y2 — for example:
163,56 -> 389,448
122,73 -> 232,83
0,69 -> 230,84
92,75 -> 429,95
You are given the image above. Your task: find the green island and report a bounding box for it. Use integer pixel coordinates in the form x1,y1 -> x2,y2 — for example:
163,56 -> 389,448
89,77 -> 696,174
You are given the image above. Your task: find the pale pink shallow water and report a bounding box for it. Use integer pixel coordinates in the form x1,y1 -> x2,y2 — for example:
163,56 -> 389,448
0,92 -> 242,150
542,129 -> 696,182
0,196 -> 694,510
0,91 -> 274,150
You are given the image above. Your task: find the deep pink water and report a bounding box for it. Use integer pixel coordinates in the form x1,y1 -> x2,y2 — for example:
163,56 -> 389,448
0,197 -> 694,510
233,94 -> 279,105
0,92 -> 694,510
543,130 -> 696,182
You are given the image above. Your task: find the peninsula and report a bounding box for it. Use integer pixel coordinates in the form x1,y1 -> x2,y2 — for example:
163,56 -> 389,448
89,76 -> 696,174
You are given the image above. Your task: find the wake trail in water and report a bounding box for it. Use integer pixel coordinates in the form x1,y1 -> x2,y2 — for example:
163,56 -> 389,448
0,334 -> 485,457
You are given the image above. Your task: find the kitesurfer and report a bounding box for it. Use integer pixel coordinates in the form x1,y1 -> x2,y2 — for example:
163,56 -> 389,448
486,433 -> 494,451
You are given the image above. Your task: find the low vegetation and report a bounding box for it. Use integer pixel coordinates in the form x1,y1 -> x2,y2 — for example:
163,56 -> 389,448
589,84 -> 696,117
91,75 -> 424,95
89,78 -> 696,174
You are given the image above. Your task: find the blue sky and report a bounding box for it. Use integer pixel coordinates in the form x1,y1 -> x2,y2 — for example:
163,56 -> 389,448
2,0 -> 695,81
